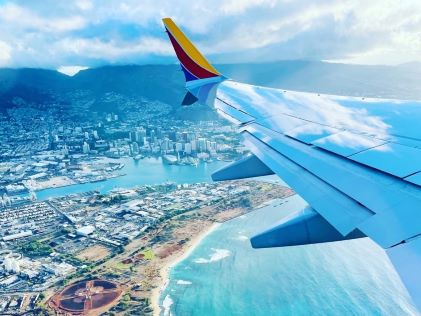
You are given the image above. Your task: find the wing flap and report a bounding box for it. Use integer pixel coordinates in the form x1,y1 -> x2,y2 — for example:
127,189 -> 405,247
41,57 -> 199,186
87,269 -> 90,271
243,131 -> 373,235
242,123 -> 421,248
250,206 -> 365,248
211,154 -> 274,181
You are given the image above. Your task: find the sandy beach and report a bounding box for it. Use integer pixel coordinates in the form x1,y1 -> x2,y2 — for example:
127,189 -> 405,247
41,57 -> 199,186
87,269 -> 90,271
42,180 -> 293,315
151,222 -> 220,316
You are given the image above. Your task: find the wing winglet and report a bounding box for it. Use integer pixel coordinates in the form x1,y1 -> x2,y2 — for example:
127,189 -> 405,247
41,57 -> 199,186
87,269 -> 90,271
162,18 -> 222,84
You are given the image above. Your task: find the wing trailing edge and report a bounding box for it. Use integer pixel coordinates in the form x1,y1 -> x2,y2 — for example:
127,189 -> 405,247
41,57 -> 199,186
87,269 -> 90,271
251,206 -> 366,248
386,236 -> 421,311
212,154 -> 274,181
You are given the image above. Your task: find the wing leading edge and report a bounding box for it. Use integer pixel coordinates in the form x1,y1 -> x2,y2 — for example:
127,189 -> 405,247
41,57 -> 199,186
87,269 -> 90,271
162,18 -> 421,310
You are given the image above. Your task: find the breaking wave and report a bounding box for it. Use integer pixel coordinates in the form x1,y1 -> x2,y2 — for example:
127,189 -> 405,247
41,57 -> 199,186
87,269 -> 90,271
194,248 -> 231,264
176,280 -> 192,285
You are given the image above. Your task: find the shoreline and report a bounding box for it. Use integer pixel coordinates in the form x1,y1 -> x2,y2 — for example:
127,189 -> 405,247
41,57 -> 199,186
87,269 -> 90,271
151,222 -> 221,316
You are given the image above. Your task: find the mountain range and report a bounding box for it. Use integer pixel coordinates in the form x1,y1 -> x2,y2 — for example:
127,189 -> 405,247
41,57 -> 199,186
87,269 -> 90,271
1,60 -> 421,119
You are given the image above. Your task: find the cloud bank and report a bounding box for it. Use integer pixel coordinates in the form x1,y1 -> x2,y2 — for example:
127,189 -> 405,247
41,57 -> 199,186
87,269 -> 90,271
1,0 -> 421,69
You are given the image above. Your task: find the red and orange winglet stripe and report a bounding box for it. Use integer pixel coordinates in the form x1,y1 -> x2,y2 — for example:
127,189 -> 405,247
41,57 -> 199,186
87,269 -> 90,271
162,18 -> 220,81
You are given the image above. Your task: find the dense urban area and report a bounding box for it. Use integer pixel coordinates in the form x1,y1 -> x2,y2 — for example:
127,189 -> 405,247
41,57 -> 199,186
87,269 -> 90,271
0,91 -> 245,205
0,91 -> 297,315
0,180 -> 293,315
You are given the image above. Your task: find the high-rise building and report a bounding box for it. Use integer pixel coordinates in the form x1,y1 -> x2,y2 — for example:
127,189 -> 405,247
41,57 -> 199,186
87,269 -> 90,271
150,130 -> 156,143
168,131 -> 177,142
162,138 -> 171,151
190,140 -> 197,151
136,128 -> 146,142
156,127 -> 163,139
184,143 -> 192,154
129,131 -> 136,142
82,142 -> 90,154
182,132 -> 188,142
198,138 -> 207,152
62,144 -> 69,155
175,142 -> 183,152
132,142 -> 139,154
191,133 -> 197,141
210,141 -> 217,151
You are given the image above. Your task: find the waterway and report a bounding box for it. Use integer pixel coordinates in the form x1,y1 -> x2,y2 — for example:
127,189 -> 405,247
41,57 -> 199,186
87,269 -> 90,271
36,157 -> 227,200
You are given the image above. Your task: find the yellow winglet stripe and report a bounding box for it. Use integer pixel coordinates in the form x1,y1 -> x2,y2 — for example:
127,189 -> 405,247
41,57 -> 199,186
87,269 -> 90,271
162,18 -> 220,75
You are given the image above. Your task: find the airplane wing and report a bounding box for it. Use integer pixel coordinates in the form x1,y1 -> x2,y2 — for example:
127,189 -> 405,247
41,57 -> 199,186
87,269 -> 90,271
162,18 -> 421,310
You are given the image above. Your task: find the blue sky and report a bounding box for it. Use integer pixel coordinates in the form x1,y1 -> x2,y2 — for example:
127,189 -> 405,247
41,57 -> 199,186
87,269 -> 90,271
0,0 -> 421,74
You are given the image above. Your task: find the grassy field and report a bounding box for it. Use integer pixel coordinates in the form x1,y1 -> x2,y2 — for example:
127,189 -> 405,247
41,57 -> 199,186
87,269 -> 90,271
113,262 -> 132,271
141,248 -> 155,260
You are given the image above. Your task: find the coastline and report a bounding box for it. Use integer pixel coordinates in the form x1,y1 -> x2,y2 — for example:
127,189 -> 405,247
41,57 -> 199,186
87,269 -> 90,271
151,222 -> 221,316
39,180 -> 292,314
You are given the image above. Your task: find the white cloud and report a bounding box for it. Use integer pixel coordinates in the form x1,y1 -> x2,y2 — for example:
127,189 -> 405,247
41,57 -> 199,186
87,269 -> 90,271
55,36 -> 172,60
0,3 -> 86,33
76,0 -> 93,11
0,1 -> 421,67
220,0 -> 275,14
57,65 -> 88,76
0,41 -> 12,66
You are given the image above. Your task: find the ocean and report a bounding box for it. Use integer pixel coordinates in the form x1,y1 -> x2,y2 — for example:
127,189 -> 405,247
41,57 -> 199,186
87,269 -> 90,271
159,195 -> 418,316
31,158 -> 418,315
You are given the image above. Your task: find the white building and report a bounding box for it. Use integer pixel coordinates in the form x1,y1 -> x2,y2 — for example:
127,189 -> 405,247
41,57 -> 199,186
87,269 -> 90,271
175,142 -> 183,152
184,143 -> 192,154
3,231 -> 32,242
190,140 -> 197,151
4,257 -> 20,273
76,225 -> 95,236
82,142 -> 90,154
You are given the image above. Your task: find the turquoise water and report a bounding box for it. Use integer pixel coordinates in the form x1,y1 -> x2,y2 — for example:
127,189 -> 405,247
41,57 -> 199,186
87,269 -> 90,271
160,195 -> 418,316
36,157 -> 226,200
32,158 -> 417,315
